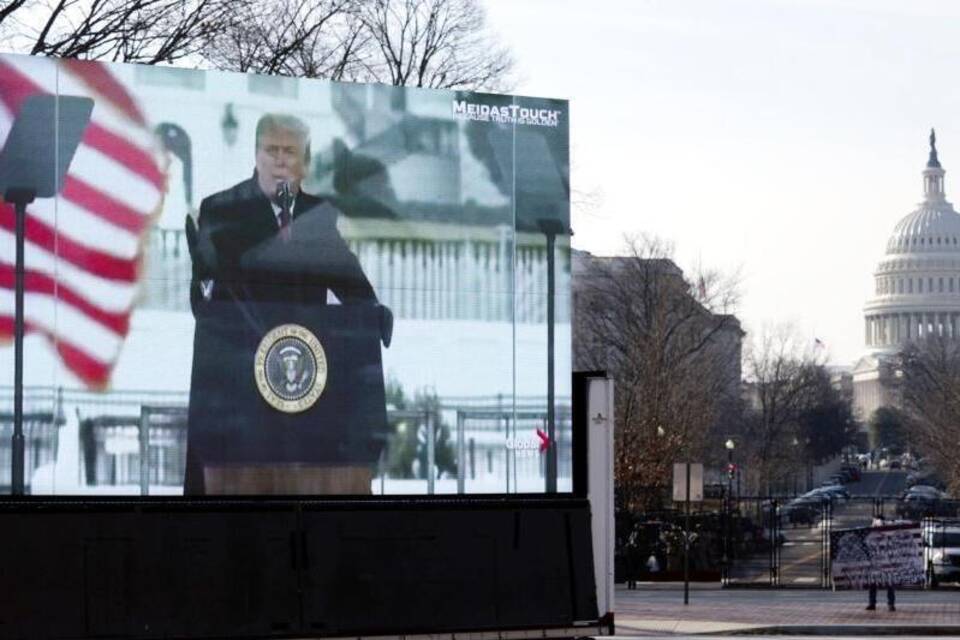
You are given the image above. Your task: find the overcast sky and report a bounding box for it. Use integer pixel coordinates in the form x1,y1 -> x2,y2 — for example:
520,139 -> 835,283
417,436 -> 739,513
485,0 -> 960,365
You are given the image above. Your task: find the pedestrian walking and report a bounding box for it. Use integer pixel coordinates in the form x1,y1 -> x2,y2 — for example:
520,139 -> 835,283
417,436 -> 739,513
625,526 -> 641,590
866,515 -> 895,611
646,552 -> 660,574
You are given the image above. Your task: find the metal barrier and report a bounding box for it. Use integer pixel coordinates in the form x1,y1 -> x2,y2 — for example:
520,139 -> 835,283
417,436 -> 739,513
0,387 -> 571,496
622,492 -> 960,590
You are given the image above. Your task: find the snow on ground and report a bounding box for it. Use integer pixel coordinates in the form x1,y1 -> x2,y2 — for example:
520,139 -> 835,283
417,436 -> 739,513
3,309 -> 571,399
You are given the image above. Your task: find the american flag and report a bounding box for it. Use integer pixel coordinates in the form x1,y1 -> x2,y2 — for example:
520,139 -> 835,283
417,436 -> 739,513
0,54 -> 164,388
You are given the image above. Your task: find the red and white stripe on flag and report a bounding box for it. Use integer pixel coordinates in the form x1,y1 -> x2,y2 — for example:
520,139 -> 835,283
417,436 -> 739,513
0,54 -> 165,388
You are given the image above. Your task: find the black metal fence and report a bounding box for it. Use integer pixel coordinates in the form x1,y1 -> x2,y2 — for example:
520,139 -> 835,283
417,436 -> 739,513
0,387 -> 572,496
617,491 -> 960,589
0,387 -> 64,493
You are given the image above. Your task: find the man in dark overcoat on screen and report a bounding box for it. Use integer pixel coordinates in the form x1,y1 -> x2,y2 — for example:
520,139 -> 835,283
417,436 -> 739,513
183,113 -> 391,495
189,113 -> 377,306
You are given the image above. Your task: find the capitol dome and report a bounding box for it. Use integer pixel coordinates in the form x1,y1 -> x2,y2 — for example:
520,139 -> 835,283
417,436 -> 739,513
864,130 -> 960,351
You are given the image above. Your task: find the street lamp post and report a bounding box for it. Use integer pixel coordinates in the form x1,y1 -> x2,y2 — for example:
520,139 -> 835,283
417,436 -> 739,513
724,438 -> 736,581
791,437 -> 800,496
725,438 -> 736,500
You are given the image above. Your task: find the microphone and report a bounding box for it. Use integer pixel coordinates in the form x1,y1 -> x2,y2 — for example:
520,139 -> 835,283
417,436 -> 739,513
275,180 -> 293,212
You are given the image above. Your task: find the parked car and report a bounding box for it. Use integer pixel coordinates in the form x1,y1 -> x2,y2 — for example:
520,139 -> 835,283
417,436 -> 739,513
908,472 -> 947,491
889,459 -> 903,470
897,488 -> 953,520
782,501 -> 822,525
923,525 -> 960,588
813,486 -> 850,501
897,493 -> 939,520
906,485 -> 944,499
782,494 -> 830,525
840,464 -> 861,482
827,473 -> 847,485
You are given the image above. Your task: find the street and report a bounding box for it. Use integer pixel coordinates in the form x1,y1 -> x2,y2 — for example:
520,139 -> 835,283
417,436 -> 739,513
728,470 -> 909,585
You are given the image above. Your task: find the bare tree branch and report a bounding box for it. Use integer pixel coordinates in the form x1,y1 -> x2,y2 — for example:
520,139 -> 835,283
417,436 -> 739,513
3,0 -> 514,91
573,235 -> 744,511
353,0 -> 514,91
899,337 -> 960,493
6,0 -> 234,63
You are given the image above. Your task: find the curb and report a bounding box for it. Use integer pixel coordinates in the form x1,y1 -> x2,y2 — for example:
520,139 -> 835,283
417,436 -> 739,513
711,625 -> 960,636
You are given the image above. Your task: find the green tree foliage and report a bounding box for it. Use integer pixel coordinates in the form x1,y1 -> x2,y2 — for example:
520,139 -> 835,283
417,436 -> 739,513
742,327 -> 857,494
383,378 -> 457,479
798,366 -> 859,461
868,405 -> 908,454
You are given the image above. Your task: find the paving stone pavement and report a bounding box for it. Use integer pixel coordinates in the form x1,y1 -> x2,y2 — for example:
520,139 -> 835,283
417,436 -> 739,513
613,584 -> 960,635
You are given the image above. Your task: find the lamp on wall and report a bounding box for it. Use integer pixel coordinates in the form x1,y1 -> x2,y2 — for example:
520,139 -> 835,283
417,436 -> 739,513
221,103 -> 239,147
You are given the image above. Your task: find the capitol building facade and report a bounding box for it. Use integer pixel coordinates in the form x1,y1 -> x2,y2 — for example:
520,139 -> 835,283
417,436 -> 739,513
853,131 -> 960,422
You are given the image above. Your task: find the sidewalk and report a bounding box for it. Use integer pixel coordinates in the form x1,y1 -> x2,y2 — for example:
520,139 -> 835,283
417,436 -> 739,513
614,583 -> 960,636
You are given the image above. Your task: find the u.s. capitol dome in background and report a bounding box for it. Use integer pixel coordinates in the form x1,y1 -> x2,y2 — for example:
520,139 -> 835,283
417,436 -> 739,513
854,130 -> 960,421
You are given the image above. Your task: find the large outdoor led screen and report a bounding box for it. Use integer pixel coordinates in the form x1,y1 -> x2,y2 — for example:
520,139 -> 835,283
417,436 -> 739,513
0,53 -> 571,497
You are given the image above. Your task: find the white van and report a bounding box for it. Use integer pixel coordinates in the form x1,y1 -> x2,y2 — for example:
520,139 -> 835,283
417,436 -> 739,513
923,524 -> 960,587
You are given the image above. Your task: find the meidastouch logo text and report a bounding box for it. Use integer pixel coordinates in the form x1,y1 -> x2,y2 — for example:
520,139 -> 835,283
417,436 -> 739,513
452,101 -> 561,127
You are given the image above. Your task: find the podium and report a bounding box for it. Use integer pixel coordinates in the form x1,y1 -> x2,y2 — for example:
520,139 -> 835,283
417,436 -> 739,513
184,197 -> 391,495
185,301 -> 388,495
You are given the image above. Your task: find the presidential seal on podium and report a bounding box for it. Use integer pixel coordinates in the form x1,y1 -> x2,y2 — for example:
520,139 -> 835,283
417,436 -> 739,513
254,324 -> 327,413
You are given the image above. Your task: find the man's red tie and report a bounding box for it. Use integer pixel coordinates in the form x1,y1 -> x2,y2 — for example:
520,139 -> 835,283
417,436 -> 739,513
279,207 -> 291,241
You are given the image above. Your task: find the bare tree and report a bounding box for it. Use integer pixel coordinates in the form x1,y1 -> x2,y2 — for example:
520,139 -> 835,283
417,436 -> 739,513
2,0 -> 515,91
899,336 -> 960,494
1,0 -> 233,64
573,235 -> 742,511
740,326 -> 856,495
203,0 -> 364,79
351,0 -> 513,90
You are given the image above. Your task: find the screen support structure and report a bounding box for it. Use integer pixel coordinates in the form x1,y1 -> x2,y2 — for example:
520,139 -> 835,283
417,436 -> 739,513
8,189 -> 33,495
0,94 -> 92,494
538,219 -> 566,493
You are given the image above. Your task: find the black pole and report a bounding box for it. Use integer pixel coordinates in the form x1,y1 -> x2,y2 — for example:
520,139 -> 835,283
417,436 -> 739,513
536,219 -> 564,493
726,447 -> 733,580
684,460 -> 691,605
727,448 -> 733,504
545,230 -> 557,493
11,195 -> 32,495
